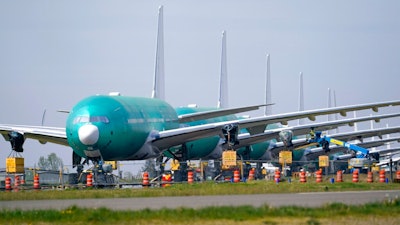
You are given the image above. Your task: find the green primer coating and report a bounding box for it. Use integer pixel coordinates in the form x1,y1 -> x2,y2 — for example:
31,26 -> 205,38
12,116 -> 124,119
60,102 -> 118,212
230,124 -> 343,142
66,95 -> 179,160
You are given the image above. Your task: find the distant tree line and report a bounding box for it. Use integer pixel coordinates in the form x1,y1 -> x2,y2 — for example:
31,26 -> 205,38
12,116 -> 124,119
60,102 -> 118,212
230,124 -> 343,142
37,153 -> 64,171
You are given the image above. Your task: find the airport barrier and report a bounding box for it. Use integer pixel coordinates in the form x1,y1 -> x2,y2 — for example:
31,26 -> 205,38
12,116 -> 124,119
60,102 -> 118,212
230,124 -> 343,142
248,168 -> 255,181
162,173 -> 172,187
336,170 -> 343,182
20,175 -> 25,185
233,170 -> 240,183
5,177 -> 11,191
352,169 -> 359,183
315,170 -> 322,183
142,172 -> 149,187
14,175 -> 20,191
33,174 -> 40,189
379,170 -> 386,183
86,173 -> 93,187
397,171 -> 400,180
274,169 -> 280,183
187,171 -> 194,184
367,171 -> 373,183
299,171 -> 306,183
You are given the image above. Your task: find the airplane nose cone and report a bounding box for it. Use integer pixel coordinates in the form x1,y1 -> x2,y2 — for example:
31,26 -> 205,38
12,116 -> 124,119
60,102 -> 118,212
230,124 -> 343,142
78,124 -> 99,145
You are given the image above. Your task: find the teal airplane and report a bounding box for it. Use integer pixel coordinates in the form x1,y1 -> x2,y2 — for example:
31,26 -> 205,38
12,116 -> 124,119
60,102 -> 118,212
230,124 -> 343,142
1,6 -> 400,180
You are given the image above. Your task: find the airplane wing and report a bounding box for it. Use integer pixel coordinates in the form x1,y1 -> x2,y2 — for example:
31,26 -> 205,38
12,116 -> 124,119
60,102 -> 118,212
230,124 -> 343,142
1,100 -> 400,156
153,112 -> 400,152
273,125 -> 400,155
241,100 -> 400,135
327,126 -> 400,142
374,150 -> 400,166
232,113 -> 400,150
372,146 -> 400,156
0,124 -> 68,146
336,146 -> 400,161
305,135 -> 400,161
300,126 -> 400,160
177,104 -> 270,123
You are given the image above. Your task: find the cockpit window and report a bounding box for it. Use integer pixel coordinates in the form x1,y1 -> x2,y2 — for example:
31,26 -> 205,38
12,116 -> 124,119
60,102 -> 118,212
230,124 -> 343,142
90,116 -> 110,123
73,116 -> 89,124
73,116 -> 109,124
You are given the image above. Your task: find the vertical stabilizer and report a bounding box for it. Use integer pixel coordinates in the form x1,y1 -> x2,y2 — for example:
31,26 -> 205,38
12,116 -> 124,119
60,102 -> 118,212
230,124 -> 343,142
386,124 -> 392,149
217,31 -> 228,108
353,111 -> 360,144
327,88 -> 332,134
333,90 -> 339,133
353,111 -> 359,131
151,5 -> 165,100
327,88 -> 332,111
370,114 -> 376,151
297,72 -> 304,125
264,54 -> 272,116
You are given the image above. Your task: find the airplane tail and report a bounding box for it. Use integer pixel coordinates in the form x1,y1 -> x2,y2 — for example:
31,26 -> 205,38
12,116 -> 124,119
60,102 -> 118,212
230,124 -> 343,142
297,72 -> 304,125
151,5 -> 165,100
264,54 -> 272,116
217,31 -> 228,108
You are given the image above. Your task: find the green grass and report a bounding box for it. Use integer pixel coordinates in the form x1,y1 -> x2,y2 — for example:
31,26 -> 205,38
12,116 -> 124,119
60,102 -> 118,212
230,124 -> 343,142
1,178 -> 400,224
1,200 -> 400,225
1,179 -> 399,201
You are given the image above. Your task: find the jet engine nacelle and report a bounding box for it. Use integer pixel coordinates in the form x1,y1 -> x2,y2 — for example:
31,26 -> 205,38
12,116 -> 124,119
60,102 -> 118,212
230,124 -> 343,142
222,123 -> 239,147
8,131 -> 25,152
279,130 -> 293,148
102,163 -> 113,173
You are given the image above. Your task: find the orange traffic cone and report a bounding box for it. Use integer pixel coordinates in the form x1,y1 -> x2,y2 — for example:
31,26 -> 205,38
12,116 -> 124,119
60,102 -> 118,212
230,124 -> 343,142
187,171 -> 194,184
142,172 -> 150,187
86,173 -> 93,187
33,174 -> 40,190
5,177 -> 11,191
233,170 -> 240,183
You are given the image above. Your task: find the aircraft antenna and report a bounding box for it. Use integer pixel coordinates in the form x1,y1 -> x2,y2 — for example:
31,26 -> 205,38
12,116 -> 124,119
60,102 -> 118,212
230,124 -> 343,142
152,5 -> 165,100
217,31 -> 228,108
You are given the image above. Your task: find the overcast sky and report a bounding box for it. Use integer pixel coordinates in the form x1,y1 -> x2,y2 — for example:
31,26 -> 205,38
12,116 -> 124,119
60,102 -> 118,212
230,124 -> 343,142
1,1 -> 399,172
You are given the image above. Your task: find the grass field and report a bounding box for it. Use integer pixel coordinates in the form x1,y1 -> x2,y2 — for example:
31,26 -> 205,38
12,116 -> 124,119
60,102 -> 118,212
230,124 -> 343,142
1,199 -> 399,225
1,177 -> 400,224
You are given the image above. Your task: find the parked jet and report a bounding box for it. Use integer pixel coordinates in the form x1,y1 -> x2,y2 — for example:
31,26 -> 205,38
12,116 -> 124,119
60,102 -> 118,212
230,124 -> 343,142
266,125 -> 400,169
1,6 -> 400,182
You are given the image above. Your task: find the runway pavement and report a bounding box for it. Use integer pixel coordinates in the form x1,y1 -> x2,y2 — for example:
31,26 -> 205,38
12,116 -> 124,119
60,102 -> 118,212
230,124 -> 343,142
1,190 -> 399,211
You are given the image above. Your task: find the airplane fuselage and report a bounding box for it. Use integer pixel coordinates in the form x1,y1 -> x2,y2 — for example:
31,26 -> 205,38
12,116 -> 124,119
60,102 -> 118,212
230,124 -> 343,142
66,95 -> 180,161
65,95 -> 280,163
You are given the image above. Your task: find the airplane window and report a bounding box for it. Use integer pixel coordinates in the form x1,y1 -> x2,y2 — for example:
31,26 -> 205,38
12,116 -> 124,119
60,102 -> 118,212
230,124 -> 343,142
73,116 -> 90,124
73,116 -> 109,124
90,116 -> 110,123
